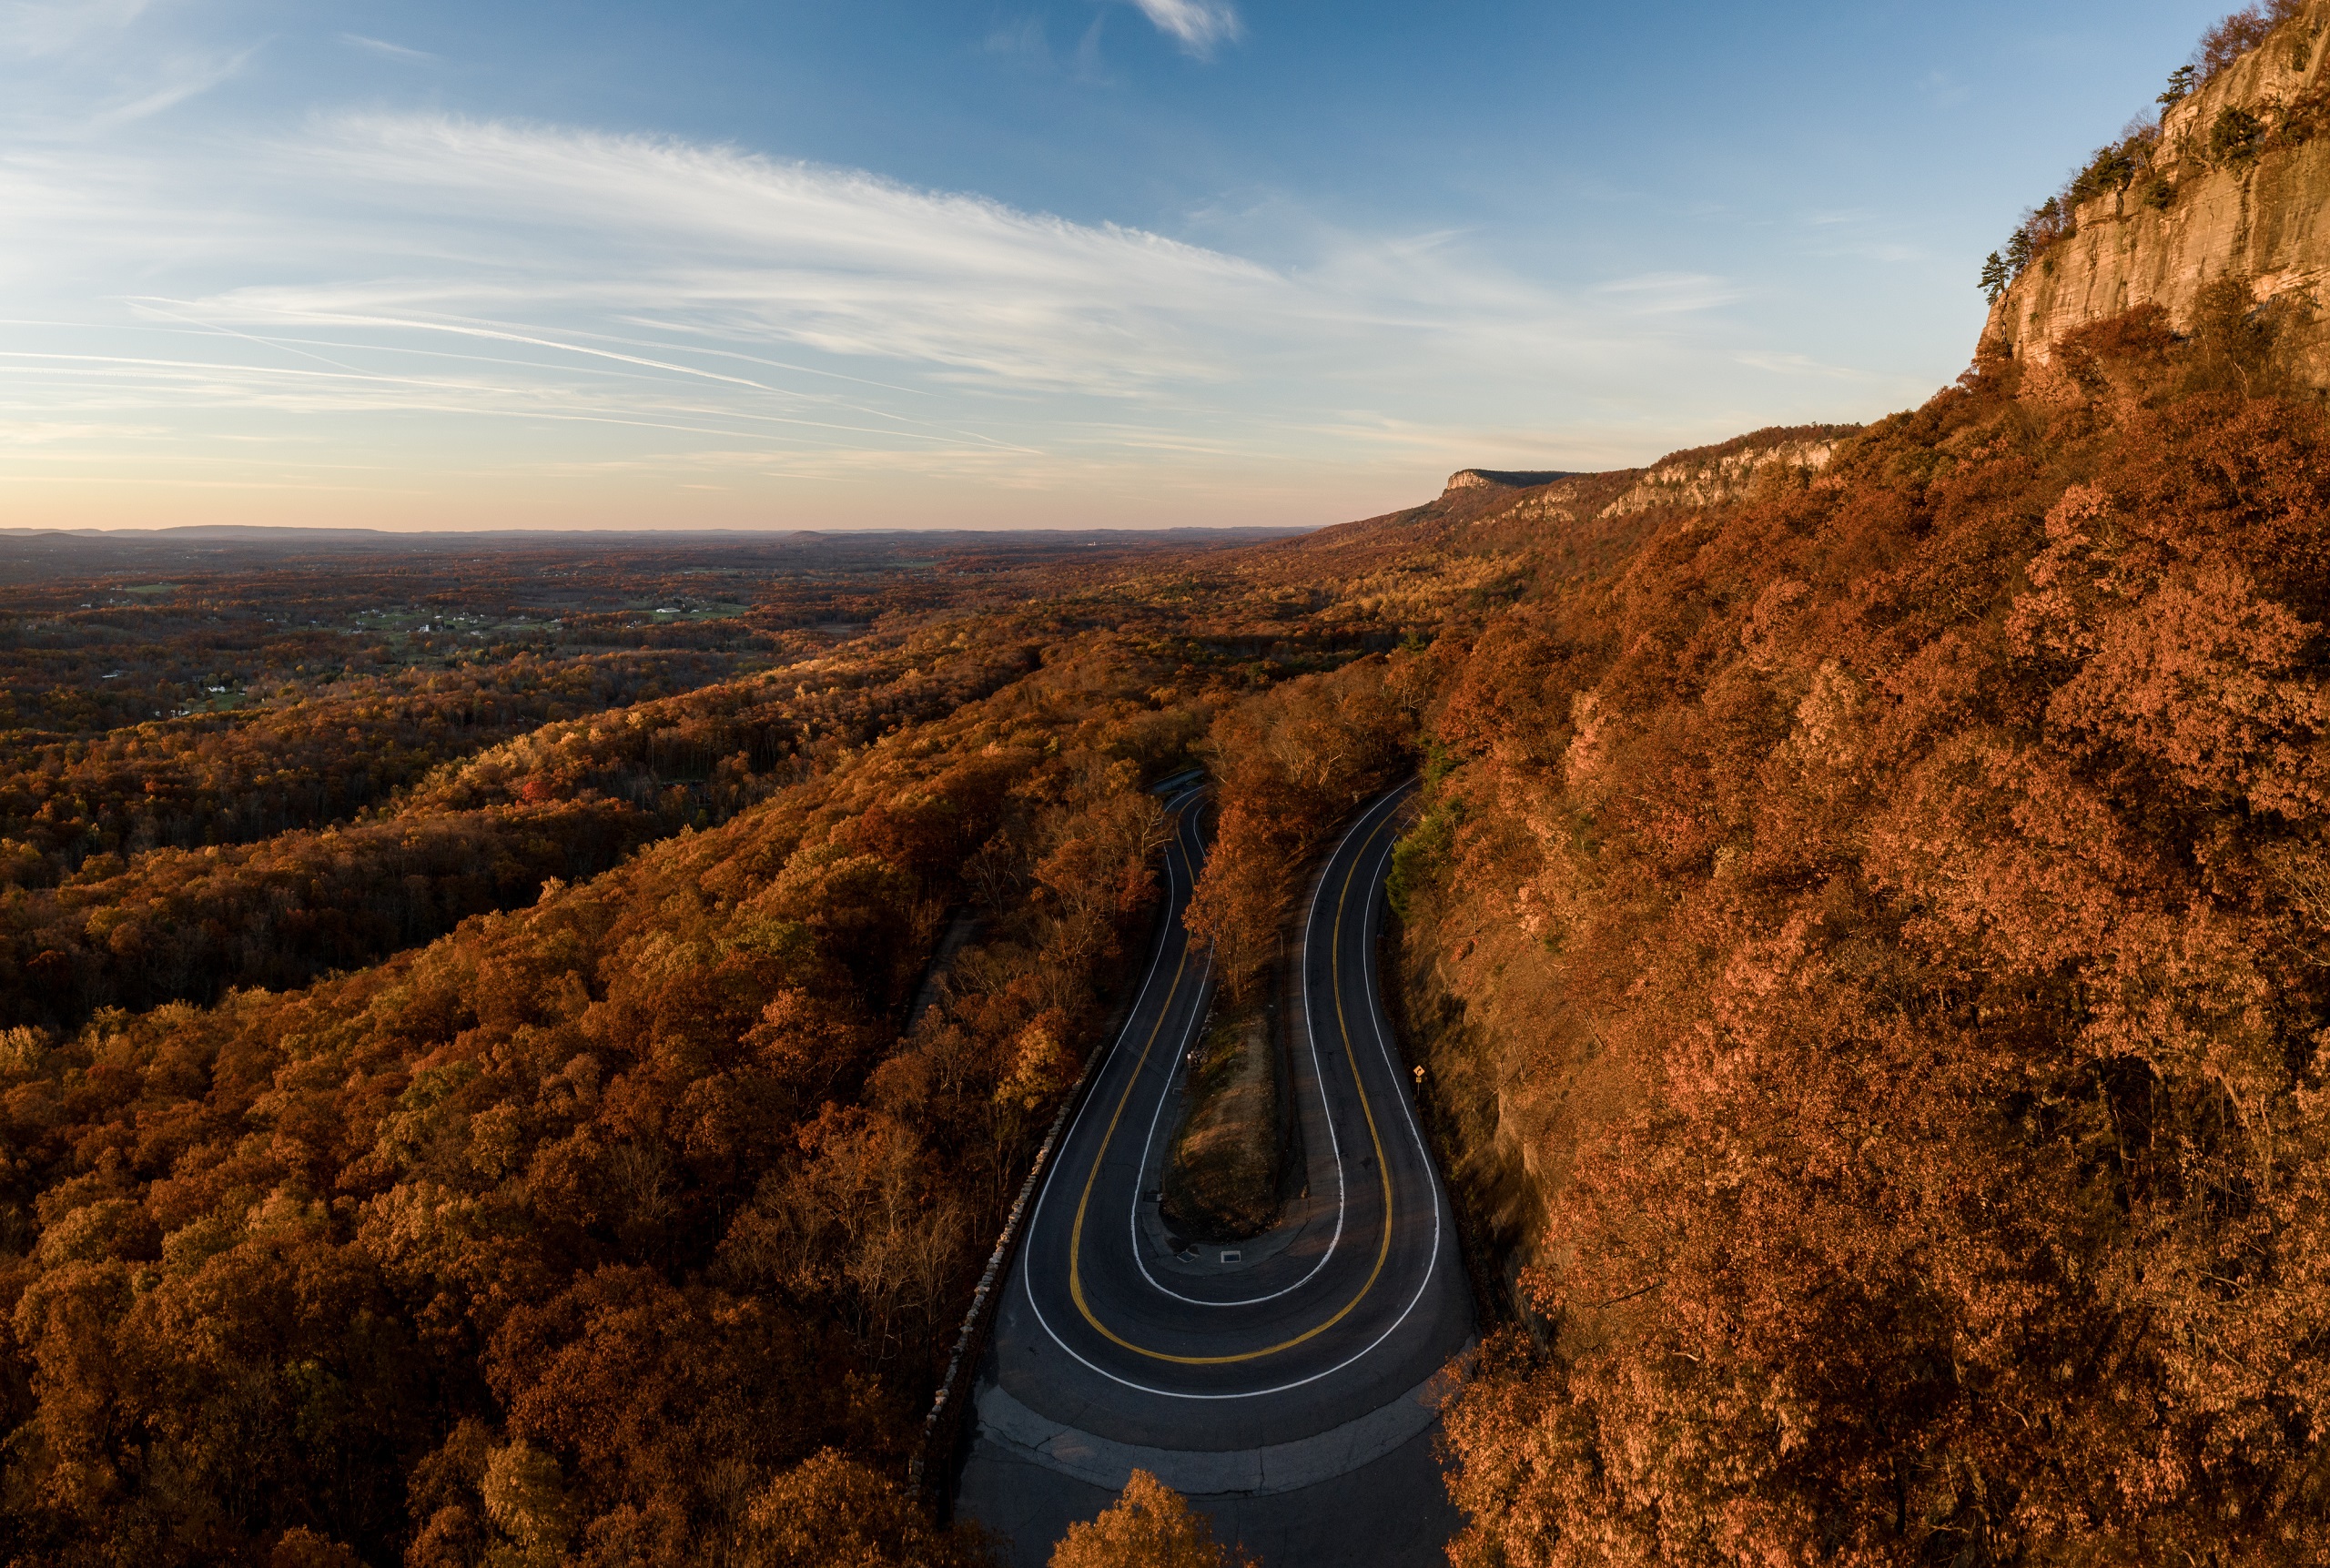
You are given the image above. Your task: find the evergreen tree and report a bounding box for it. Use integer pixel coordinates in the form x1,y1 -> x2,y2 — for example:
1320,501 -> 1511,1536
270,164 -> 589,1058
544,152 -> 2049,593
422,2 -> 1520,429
1979,250 -> 2010,304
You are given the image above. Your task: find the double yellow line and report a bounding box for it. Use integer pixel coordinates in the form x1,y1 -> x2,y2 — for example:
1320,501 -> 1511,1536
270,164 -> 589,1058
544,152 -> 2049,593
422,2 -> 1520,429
1065,804 -> 1403,1364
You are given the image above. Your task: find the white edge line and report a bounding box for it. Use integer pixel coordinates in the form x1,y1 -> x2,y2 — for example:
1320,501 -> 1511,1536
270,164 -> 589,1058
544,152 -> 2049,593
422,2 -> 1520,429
1022,782 -> 1448,1401
1125,784 -> 1366,1307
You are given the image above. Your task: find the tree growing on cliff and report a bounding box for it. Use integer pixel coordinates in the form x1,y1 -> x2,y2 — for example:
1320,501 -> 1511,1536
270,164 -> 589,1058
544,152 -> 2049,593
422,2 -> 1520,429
2002,227 -> 2033,279
2195,1 -> 2305,82
1978,250 -> 2008,303
2211,102 -> 2267,163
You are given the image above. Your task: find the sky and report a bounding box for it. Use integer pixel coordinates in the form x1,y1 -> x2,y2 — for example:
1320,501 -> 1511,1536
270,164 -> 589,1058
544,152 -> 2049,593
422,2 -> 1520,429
0,0 -> 2234,532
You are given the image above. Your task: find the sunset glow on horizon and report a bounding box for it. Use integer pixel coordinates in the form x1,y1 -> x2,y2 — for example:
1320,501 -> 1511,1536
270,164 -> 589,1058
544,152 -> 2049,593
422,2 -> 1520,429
4,0 -> 2225,531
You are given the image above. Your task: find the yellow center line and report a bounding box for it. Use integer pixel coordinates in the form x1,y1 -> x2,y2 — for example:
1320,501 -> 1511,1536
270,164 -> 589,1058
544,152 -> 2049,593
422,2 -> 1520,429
1067,803 -> 1403,1364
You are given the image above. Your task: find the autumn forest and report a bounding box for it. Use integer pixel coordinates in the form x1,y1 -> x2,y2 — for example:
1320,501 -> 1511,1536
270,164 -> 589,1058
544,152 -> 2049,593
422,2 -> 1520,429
16,97 -> 2330,1565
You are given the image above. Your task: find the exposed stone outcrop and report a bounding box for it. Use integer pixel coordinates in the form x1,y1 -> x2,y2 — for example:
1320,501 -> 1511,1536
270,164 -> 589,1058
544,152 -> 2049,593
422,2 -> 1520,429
1442,468 -> 1573,495
1986,1 -> 2330,380
1596,436 -> 1843,517
1465,428 -> 1852,533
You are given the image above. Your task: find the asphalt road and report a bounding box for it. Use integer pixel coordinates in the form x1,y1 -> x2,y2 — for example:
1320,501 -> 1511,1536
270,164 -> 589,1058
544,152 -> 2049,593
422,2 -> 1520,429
957,782 -> 1476,1564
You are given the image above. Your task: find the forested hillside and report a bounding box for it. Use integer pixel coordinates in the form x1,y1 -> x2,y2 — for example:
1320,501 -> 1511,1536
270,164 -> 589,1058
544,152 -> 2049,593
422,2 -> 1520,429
0,633 -> 1037,1032
1407,314 -> 2330,1563
11,194 -> 2330,1565
0,629 -> 1198,1564
0,527 -> 1454,1566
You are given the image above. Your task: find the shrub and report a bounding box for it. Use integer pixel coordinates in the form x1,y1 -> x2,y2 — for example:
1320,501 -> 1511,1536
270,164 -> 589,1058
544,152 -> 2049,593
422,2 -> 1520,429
1386,798 -> 1460,920
2212,102 -> 2268,162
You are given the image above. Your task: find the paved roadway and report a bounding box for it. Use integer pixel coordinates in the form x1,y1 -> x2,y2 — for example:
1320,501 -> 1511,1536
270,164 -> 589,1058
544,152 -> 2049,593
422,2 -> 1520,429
957,782 -> 1475,1565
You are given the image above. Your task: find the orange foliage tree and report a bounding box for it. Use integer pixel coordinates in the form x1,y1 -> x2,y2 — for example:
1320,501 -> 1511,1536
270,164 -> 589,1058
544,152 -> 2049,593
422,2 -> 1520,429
0,632 -> 1200,1565
1427,318 -> 2330,1565
1047,1472 -> 1252,1568
1184,657 -> 1417,998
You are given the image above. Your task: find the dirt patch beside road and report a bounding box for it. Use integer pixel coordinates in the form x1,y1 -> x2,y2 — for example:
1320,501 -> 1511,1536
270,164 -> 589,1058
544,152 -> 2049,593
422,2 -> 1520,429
1160,1004 -> 1282,1241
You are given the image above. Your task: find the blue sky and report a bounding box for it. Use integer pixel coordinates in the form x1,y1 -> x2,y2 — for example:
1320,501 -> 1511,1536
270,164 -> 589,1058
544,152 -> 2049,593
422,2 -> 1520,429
2,1 -> 2230,531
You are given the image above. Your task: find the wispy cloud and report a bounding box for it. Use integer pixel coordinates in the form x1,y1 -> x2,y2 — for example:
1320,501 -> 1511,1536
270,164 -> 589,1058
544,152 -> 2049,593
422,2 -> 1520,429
1735,350 -> 1926,392
340,34 -> 439,65
1,0 -> 151,60
1593,271 -> 1740,315
4,0 -> 258,140
236,112 -> 1286,394
1128,0 -> 1241,57
84,44 -> 257,129
0,109 -> 1812,525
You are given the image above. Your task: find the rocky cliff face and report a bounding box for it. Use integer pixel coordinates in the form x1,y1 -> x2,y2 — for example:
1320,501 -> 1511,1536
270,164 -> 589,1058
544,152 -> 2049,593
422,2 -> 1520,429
1595,434 -> 1845,517
1987,1 -> 2330,379
1444,468 -> 1573,493
1441,429 -> 1850,530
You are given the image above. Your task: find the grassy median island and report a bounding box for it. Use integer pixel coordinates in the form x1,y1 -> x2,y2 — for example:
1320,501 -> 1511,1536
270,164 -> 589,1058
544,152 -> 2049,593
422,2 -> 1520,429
1160,1003 -> 1287,1242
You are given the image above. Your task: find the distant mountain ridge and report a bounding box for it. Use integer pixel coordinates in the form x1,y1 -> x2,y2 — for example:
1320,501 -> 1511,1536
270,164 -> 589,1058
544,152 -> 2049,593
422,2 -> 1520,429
1411,424 -> 1861,551
1442,469 -> 1575,492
